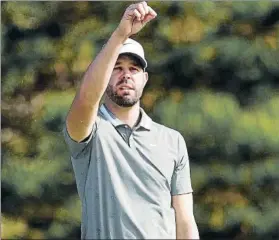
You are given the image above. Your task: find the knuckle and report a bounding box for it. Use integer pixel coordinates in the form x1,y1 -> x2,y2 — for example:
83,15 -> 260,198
138,4 -> 145,12
128,4 -> 134,9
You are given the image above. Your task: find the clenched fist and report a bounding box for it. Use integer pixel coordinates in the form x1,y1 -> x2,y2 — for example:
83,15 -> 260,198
116,1 -> 157,38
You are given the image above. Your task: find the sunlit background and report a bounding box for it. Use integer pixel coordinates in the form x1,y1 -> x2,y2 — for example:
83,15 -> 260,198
1,1 -> 279,239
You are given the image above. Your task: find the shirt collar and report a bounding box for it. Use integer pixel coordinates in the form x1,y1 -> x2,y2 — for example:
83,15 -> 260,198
99,104 -> 152,131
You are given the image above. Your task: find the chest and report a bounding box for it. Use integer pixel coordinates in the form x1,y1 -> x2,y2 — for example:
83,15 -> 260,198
94,123 -> 177,189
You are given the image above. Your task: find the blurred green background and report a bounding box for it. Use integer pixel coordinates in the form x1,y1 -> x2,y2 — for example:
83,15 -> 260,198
1,1 -> 279,239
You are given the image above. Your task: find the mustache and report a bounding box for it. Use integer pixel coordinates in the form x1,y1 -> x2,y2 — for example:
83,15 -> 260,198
116,79 -> 134,87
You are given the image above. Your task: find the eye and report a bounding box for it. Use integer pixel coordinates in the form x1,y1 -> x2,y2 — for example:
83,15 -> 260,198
130,67 -> 140,73
113,66 -> 122,71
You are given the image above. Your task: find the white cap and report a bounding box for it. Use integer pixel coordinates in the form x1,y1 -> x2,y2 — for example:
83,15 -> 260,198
118,38 -> 147,70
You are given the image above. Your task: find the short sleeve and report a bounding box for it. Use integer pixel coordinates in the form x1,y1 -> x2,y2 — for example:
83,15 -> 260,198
62,118 -> 98,159
171,133 -> 193,195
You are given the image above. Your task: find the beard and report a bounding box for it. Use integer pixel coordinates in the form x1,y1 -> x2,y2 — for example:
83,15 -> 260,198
105,83 -> 141,107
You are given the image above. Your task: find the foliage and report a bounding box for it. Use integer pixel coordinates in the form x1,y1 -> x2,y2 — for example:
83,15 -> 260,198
2,1 -> 279,239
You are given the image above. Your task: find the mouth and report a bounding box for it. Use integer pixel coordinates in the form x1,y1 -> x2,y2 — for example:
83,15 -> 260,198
118,84 -> 134,90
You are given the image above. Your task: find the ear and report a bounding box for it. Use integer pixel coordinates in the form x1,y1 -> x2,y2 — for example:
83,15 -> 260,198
144,71 -> 149,85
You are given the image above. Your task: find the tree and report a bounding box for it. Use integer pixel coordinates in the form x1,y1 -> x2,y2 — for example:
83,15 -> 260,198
2,1 -> 279,239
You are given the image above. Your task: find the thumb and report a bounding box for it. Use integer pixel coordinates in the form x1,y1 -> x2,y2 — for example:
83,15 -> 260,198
142,14 -> 156,25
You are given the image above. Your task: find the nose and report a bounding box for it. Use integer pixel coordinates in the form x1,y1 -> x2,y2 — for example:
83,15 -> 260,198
121,69 -> 132,81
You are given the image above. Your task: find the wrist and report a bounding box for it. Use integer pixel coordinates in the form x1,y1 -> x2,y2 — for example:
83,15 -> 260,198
113,27 -> 130,42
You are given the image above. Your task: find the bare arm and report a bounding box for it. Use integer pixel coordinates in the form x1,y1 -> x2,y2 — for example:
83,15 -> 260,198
66,31 -> 128,142
172,193 -> 200,239
66,1 -> 157,142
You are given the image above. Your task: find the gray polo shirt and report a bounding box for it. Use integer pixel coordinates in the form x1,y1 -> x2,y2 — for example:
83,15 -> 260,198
63,104 -> 193,239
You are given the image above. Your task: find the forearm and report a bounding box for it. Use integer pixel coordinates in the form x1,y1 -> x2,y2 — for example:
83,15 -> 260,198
176,217 -> 199,240
79,29 -> 128,103
66,29 -> 128,142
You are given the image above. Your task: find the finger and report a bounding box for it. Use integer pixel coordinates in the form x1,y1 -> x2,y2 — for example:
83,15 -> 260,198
148,6 -> 157,17
127,3 -> 135,12
142,1 -> 149,15
142,14 -> 155,25
136,3 -> 146,20
133,9 -> 141,21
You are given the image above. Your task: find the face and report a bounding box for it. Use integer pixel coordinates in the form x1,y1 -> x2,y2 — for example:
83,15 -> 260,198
105,54 -> 148,107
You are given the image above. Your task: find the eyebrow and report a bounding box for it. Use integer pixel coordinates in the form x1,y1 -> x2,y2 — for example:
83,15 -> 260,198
115,60 -> 141,67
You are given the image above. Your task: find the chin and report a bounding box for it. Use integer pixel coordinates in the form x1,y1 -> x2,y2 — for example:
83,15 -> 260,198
106,88 -> 139,107
118,92 -> 135,100
115,97 -> 138,107
117,103 -> 135,107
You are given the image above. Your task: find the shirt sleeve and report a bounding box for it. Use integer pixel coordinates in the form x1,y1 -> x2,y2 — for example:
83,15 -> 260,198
171,132 -> 193,195
62,117 -> 99,159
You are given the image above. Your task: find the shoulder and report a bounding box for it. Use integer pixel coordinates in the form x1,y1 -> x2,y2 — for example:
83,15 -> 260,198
151,120 -> 184,143
96,109 -> 111,125
150,121 -> 188,160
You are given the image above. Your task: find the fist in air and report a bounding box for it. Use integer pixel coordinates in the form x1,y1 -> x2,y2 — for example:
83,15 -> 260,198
117,1 -> 157,37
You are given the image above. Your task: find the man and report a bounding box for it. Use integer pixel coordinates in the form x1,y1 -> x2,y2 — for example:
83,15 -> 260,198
63,2 -> 199,239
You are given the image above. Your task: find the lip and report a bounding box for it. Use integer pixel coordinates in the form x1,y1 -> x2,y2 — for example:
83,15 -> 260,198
118,84 -> 134,90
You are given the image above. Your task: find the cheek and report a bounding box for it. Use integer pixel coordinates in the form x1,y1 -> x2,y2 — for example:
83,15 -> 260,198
109,76 -> 119,87
135,75 -> 147,88
134,82 -> 145,94
139,78 -> 147,89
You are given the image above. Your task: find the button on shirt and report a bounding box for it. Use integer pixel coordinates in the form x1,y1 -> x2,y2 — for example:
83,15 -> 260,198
63,104 -> 193,239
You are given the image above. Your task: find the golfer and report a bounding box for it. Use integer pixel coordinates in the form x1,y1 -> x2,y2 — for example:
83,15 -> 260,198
63,2 -> 199,239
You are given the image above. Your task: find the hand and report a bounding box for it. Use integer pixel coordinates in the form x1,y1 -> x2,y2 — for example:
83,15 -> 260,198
116,1 -> 157,38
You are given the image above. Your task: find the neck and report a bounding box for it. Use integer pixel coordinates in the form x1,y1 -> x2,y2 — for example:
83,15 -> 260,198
104,98 -> 141,128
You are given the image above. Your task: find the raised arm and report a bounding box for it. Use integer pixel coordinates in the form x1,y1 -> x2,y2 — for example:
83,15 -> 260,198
66,2 -> 157,142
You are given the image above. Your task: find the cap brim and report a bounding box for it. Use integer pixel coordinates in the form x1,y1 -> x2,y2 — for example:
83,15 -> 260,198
119,52 -> 147,70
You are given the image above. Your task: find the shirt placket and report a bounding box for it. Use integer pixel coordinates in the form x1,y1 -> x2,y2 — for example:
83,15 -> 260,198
119,125 -> 136,150
128,129 -> 137,151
